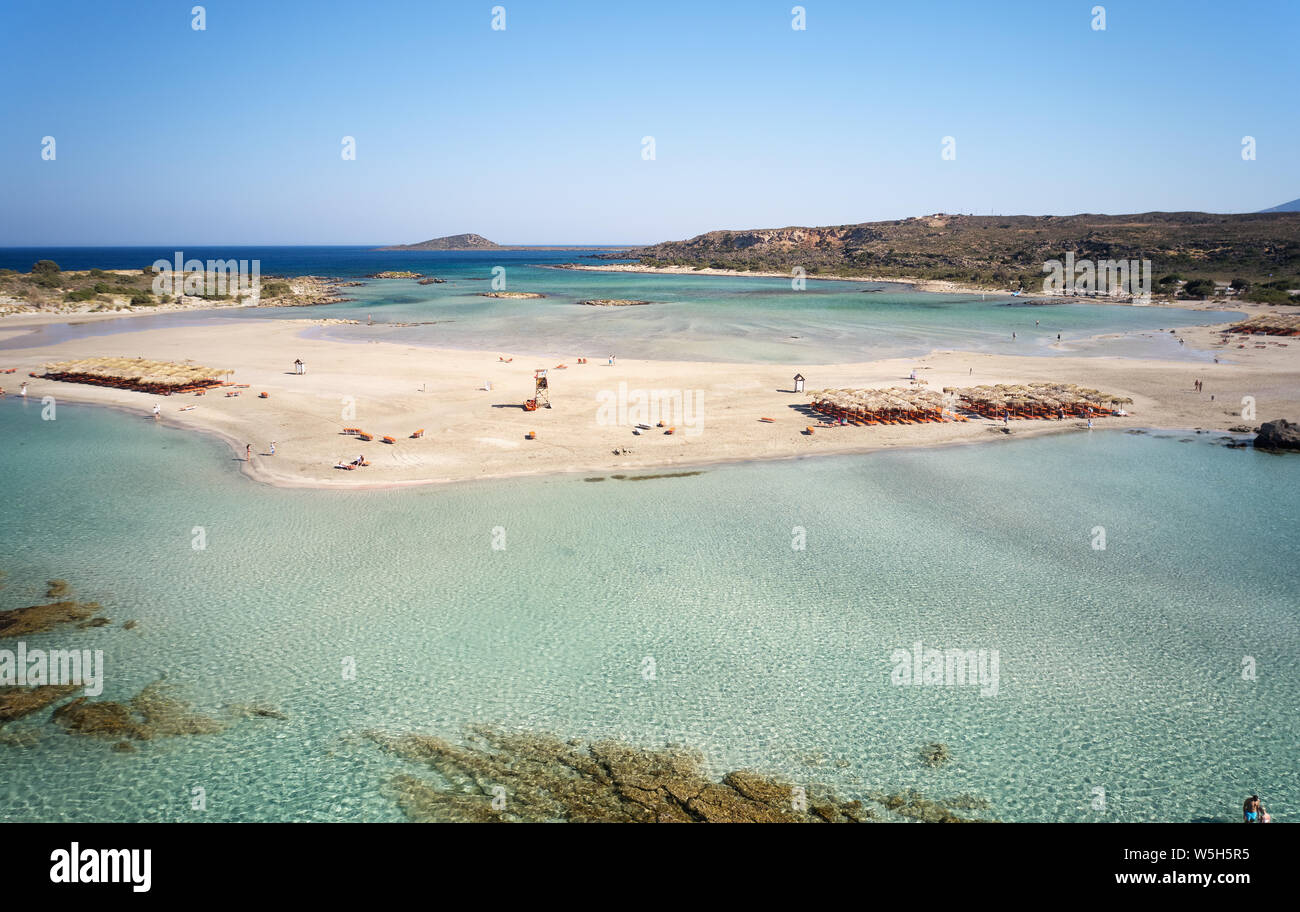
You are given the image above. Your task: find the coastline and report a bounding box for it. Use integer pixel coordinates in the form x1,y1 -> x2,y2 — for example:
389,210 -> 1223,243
3,311 -> 1294,492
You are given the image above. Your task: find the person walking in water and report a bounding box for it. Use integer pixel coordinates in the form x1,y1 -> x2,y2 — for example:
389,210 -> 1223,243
1243,795 -> 1270,823
19,381 -> 27,398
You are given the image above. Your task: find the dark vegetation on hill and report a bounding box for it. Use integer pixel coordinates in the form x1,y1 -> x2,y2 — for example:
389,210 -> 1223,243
606,212 -> 1300,300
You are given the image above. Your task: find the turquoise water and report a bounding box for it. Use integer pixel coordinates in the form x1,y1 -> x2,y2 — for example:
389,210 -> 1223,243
0,399 -> 1295,822
1,253 -> 1233,363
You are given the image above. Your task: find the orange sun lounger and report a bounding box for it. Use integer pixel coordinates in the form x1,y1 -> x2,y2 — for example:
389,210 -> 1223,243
410,429 -> 424,438
381,436 -> 396,444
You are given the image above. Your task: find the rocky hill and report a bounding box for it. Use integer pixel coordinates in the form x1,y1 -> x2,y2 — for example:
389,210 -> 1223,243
605,212 -> 1300,291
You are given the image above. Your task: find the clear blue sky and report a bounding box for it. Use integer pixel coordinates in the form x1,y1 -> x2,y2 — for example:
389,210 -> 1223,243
1,0 -> 1296,245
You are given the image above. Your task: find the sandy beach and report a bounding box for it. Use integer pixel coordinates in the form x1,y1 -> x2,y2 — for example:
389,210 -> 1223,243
2,310 -> 1295,490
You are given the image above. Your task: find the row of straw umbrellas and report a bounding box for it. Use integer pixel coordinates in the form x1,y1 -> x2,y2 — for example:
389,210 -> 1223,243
808,387 -> 955,423
1228,314 -> 1300,336
41,357 -> 232,392
808,382 -> 1132,423
941,383 -> 1130,418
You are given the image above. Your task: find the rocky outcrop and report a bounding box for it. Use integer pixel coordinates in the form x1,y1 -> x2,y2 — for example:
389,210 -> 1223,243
1254,418 -> 1300,450
53,681 -> 229,741
0,685 -> 82,726
367,726 -> 879,823
0,600 -> 102,638
578,299 -> 652,307
366,725 -> 995,823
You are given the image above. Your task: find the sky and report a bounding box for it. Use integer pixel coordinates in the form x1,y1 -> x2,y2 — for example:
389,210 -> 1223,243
1,0 -> 1297,245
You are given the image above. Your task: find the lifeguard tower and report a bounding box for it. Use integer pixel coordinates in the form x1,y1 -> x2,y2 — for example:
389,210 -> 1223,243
524,369 -> 551,410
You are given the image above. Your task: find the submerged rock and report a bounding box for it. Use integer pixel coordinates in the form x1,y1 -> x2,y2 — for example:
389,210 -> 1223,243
869,788 -> 994,823
367,726 -> 876,823
54,697 -> 151,740
52,680 -> 228,741
0,684 -> 82,726
228,702 -> 288,721
1254,418 -> 1300,451
919,742 -> 950,768
45,579 -> 71,598
0,600 -> 102,638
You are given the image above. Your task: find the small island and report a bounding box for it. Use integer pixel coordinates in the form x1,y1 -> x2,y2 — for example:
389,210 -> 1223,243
377,234 -> 500,251
365,271 -> 424,279
375,233 -> 634,252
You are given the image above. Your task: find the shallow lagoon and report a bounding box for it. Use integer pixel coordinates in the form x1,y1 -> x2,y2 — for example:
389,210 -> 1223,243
0,248 -> 1233,364
0,400 -> 1294,822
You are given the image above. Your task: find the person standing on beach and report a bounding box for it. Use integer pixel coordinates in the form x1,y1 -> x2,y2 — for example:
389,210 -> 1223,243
19,382 -> 27,398
246,444 -> 252,463
153,403 -> 161,420
270,441 -> 276,456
